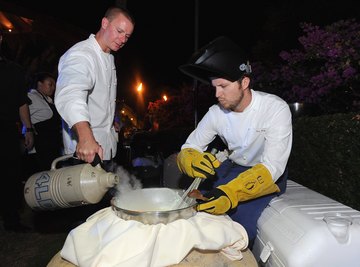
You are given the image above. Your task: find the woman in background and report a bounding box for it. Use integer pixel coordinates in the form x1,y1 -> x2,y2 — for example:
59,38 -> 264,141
28,72 -> 63,171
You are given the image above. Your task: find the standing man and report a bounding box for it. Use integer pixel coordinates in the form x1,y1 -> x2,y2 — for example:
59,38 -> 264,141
0,29 -> 34,232
55,6 -> 135,170
177,36 -> 292,247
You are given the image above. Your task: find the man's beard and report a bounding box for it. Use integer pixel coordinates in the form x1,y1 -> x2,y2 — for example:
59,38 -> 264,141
218,99 -> 239,111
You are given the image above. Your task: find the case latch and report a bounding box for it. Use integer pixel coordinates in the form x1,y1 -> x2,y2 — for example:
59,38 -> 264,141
260,241 -> 274,263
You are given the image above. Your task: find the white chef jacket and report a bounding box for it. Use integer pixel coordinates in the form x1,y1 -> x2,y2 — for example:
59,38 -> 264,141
55,34 -> 118,160
182,89 -> 293,181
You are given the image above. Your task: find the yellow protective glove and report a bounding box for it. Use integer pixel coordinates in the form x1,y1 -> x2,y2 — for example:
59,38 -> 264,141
177,148 -> 220,179
196,164 -> 280,214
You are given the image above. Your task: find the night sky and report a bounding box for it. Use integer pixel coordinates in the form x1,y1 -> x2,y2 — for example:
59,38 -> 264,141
3,0 -> 359,106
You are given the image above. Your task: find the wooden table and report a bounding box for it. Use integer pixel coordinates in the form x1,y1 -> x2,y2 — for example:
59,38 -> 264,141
47,248 -> 258,267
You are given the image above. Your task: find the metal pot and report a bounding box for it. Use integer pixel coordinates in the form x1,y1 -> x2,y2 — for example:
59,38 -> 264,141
111,187 -> 197,225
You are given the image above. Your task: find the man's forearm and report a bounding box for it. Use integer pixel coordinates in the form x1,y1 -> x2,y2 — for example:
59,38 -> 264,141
72,121 -> 95,142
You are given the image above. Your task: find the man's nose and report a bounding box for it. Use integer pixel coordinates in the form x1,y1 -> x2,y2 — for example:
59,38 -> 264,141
215,87 -> 221,98
118,33 -> 129,43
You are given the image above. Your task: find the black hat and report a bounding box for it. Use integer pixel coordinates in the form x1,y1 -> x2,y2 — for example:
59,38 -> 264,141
179,36 -> 251,84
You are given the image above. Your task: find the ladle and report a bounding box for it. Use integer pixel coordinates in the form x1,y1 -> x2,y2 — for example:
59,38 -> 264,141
174,177 -> 202,209
173,148 -> 217,209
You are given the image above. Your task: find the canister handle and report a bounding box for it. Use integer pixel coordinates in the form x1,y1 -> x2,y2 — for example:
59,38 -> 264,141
50,154 -> 74,170
72,152 -> 105,169
90,153 -> 105,169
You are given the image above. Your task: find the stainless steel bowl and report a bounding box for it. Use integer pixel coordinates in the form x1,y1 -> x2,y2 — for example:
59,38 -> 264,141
111,187 -> 197,225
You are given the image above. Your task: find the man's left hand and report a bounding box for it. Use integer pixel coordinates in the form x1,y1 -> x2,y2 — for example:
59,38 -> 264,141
196,188 -> 232,215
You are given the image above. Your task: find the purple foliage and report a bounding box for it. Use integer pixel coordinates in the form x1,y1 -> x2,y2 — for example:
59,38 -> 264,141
253,18 -> 360,113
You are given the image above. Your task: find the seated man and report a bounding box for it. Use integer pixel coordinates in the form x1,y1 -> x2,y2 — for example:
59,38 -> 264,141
177,36 -> 293,247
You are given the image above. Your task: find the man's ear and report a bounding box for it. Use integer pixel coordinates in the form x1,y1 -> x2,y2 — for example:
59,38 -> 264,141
241,76 -> 250,89
101,17 -> 109,30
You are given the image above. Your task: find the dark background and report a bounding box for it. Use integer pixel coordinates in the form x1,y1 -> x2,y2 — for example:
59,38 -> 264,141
2,0 -> 359,106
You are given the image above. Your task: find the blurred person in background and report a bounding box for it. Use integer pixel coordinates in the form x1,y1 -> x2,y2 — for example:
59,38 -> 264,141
27,71 -> 63,172
177,36 -> 292,248
55,6 -> 135,172
0,28 -> 34,232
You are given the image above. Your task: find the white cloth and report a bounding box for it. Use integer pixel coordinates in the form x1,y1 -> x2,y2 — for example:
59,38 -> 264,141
55,34 -> 118,160
61,207 -> 248,267
182,89 -> 292,181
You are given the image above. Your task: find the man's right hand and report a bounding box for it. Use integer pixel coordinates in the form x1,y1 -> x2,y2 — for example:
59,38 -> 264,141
176,148 -> 220,179
73,121 -> 103,163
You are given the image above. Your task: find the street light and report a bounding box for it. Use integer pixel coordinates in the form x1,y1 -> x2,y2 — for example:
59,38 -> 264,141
162,94 -> 168,101
137,82 -> 143,93
135,82 -> 145,127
